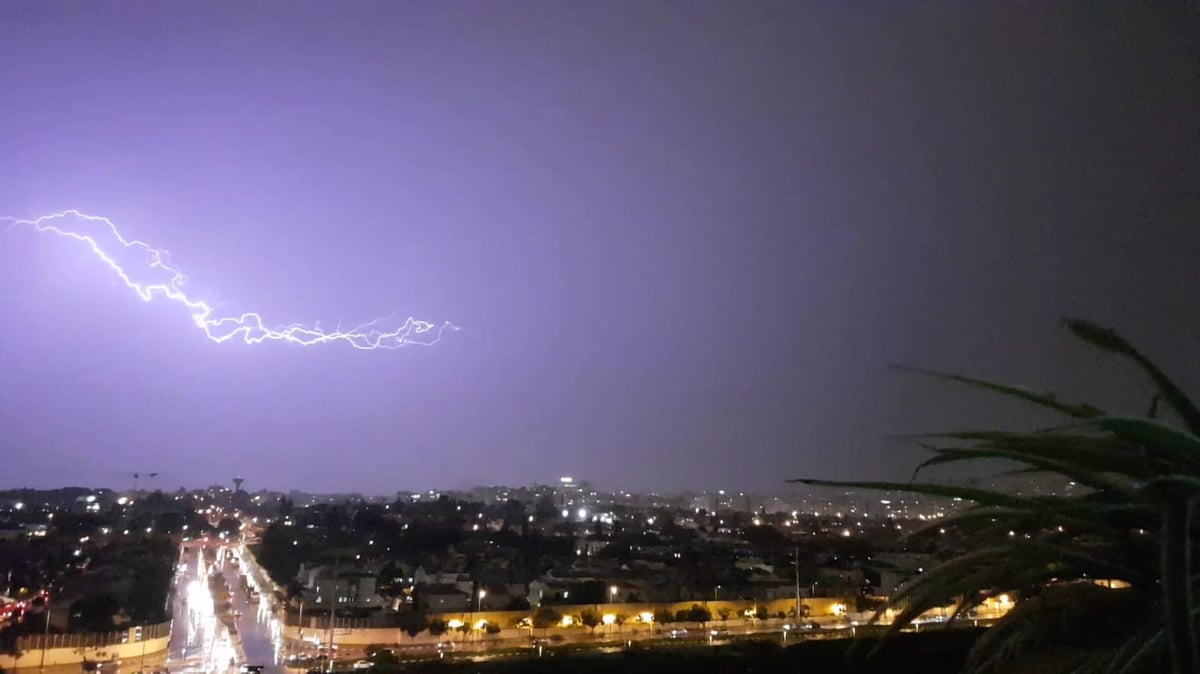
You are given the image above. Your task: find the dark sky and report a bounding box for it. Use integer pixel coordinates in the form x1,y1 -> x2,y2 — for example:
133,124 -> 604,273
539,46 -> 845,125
1,3 -> 1198,494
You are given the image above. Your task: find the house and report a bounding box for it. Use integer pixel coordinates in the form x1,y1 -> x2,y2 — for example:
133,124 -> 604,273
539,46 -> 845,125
817,566 -> 865,589
296,564 -> 384,609
527,579 -> 571,607
412,566 -> 464,587
420,585 -> 470,612
575,536 -> 609,557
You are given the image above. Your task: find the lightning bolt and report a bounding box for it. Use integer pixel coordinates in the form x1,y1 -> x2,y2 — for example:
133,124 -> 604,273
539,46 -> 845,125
2,209 -> 457,349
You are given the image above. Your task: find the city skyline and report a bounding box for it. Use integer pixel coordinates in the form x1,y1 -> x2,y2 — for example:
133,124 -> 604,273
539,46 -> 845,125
3,3 -> 1198,493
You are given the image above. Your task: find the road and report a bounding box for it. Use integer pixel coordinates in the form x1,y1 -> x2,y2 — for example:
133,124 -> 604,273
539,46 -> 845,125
163,544 -> 241,674
215,548 -> 285,674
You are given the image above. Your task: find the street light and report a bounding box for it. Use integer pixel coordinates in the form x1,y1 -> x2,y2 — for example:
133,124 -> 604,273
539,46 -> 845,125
477,589 -> 486,612
608,585 -> 618,603
39,608 -> 50,672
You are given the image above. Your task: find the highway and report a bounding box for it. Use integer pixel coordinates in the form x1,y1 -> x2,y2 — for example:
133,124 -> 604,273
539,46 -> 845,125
164,544 -> 240,674
216,548 -> 285,674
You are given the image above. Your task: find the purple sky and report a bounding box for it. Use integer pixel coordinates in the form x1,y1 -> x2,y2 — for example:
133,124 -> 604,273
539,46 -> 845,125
2,3 -> 1198,494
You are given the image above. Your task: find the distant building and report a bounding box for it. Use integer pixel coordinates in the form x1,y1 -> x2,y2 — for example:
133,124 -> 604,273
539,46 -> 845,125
296,564 -> 384,609
420,586 -> 470,611
555,477 -> 593,509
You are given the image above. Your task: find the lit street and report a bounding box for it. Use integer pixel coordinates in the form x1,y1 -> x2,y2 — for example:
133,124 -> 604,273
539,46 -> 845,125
217,548 -> 285,674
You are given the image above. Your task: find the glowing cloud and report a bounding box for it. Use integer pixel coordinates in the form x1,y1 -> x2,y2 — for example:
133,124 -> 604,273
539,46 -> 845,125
3,209 -> 456,349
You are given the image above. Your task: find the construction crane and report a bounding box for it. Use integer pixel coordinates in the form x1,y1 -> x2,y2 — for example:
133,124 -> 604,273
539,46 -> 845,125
130,471 -> 159,493
74,469 -> 164,494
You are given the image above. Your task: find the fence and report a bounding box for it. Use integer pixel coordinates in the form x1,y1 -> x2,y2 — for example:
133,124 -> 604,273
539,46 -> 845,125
1,621 -> 172,670
16,621 -> 171,652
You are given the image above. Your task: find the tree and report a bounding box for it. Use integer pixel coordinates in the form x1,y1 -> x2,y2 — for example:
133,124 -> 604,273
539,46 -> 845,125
502,499 -> 526,528
579,607 -> 601,634
216,517 -> 240,537
533,495 -> 559,522
718,607 -> 731,623
791,318 -> 1200,674
426,619 -> 448,638
377,562 -> 404,597
532,606 -> 562,631
484,622 -> 502,636
687,604 -> 712,625
653,608 -> 673,625
396,610 -> 428,641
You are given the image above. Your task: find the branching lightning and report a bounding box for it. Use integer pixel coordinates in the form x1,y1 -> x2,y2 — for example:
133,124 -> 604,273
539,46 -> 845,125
2,209 -> 456,349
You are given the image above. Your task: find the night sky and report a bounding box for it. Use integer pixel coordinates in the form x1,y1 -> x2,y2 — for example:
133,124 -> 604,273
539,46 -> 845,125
2,3 -> 1198,494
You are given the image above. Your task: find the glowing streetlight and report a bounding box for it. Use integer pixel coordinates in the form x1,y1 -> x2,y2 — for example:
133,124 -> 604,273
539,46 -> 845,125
609,585 -> 618,603
477,589 -> 487,612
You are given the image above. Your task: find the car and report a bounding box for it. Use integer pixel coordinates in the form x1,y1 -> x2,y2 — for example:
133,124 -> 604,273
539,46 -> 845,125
351,661 -> 372,670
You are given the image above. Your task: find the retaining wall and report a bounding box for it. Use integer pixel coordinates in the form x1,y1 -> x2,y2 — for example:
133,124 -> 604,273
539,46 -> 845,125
1,623 -> 171,670
284,597 -> 853,647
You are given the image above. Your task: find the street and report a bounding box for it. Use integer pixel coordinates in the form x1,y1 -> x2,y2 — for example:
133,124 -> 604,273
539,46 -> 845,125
163,543 -> 275,674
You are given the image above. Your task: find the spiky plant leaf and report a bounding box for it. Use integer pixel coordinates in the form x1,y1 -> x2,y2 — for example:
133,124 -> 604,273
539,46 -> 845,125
891,364 -> 1107,419
787,478 -> 1035,509
911,447 -> 1136,493
1089,418 -> 1200,470
1066,318 -> 1200,435
796,320 -> 1200,673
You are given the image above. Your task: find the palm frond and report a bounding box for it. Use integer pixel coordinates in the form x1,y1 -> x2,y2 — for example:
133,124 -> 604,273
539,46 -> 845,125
891,364 -> 1107,419
786,478 -> 1035,509
1065,318 -> 1200,435
811,319 -> 1200,673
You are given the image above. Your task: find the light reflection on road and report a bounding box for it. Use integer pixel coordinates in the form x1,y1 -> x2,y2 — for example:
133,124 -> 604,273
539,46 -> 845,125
164,543 -> 283,674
